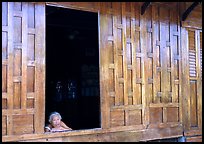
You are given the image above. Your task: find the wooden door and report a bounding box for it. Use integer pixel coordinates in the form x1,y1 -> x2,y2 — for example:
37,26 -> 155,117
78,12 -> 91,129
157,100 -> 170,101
2,2 -> 45,136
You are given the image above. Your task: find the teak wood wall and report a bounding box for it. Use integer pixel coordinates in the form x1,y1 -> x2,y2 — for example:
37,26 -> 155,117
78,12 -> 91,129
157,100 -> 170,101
2,2 -> 202,142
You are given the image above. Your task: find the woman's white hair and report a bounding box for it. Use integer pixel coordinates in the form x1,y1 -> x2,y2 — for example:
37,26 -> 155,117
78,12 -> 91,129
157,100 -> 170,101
49,112 -> 62,123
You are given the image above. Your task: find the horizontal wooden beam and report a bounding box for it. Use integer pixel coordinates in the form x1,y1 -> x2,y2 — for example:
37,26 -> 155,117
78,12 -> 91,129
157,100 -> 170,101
182,2 -> 201,21
3,126 -> 183,142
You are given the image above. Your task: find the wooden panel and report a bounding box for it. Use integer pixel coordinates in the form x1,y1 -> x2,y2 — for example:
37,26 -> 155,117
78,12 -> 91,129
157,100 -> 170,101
2,2 -> 46,136
13,49 -> 22,76
110,109 -> 125,127
2,2 -> 8,26
13,16 -> 22,43
167,107 -> 179,122
13,82 -> 21,109
189,80 -> 198,127
28,3 -> 35,28
28,34 -> 35,61
2,31 -> 8,60
27,66 -> 35,92
127,109 -> 142,125
27,98 -> 34,108
2,1 -> 202,142
149,107 -> 162,124
2,98 -> 8,109
13,114 -> 34,134
2,115 -> 7,136
2,65 -> 7,93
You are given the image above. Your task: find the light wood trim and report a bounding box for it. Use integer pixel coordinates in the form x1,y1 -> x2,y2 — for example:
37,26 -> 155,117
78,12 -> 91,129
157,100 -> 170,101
34,3 -> 46,133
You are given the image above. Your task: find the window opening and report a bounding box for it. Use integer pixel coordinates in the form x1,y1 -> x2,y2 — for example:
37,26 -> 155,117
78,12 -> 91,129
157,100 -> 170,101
45,5 -> 100,130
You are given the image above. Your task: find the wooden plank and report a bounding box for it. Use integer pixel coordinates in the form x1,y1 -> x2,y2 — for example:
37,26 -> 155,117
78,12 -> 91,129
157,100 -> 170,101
196,30 -> 202,130
7,2 -> 14,135
2,125 -> 183,142
140,5 -> 148,126
21,2 -> 28,110
170,10 -> 176,103
149,103 -> 179,108
152,5 -> 160,104
34,3 -> 46,133
181,28 -> 191,131
159,7 -> 169,103
121,3 -> 128,106
145,6 -> 153,104
184,129 -> 202,136
176,11 -> 182,124
99,2 -> 110,129
131,3 -> 137,105
112,3 -> 119,107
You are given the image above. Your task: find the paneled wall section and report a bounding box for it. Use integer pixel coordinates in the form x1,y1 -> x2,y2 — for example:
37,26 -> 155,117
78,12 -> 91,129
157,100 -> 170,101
2,2 -> 45,135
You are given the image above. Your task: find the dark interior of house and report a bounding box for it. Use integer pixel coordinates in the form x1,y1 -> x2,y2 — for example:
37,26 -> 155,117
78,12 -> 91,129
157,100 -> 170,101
45,5 -> 100,130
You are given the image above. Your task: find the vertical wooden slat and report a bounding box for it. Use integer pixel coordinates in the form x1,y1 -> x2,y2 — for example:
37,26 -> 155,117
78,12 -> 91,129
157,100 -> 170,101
34,3 -> 45,133
7,2 -> 14,135
177,17 -> 182,126
140,5 -> 148,126
196,30 -> 202,130
100,2 -> 110,129
135,4 -> 142,105
181,28 -> 191,130
152,5 -> 160,104
160,7 -> 169,103
122,3 -> 128,106
131,3 -> 137,105
21,2 -> 28,110
112,3 -> 119,106
170,10 -> 176,103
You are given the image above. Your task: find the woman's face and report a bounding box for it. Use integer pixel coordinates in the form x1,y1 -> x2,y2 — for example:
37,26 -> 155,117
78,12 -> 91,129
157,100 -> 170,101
51,115 -> 61,128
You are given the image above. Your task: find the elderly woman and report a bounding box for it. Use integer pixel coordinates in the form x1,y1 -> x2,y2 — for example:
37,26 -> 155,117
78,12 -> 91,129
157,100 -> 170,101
45,112 -> 72,132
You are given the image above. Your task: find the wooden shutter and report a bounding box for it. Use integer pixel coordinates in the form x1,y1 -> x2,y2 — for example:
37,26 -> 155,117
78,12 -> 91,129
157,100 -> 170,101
188,29 -> 202,130
181,27 -> 202,134
2,2 -> 45,136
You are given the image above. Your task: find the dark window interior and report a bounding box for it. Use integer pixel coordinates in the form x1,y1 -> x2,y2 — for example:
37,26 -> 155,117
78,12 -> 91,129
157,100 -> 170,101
45,5 -> 100,130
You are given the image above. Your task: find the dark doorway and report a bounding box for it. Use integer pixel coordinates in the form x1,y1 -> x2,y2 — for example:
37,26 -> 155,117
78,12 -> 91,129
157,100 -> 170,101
45,5 -> 100,130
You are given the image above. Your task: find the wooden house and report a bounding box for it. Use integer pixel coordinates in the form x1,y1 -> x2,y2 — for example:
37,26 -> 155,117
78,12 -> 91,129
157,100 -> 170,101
2,2 -> 202,142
